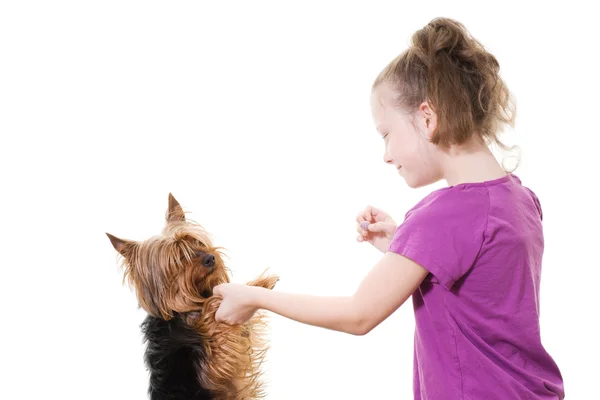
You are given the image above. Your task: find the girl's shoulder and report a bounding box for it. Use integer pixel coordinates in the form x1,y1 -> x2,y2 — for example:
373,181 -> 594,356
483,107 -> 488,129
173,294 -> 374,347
403,173 -> 543,234
406,173 -> 533,217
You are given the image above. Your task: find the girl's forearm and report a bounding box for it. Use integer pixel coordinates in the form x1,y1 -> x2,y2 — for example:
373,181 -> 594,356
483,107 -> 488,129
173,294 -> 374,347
252,287 -> 366,335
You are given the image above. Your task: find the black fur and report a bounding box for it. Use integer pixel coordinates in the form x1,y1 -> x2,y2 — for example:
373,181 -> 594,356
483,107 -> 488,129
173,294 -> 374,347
141,314 -> 213,400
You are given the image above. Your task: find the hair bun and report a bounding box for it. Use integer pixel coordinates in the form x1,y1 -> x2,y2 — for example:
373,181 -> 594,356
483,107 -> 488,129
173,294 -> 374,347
428,18 -> 464,54
414,18 -> 471,69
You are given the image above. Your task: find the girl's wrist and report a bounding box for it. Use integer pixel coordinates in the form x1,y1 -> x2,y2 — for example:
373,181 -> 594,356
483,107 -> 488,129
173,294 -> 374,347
249,285 -> 268,308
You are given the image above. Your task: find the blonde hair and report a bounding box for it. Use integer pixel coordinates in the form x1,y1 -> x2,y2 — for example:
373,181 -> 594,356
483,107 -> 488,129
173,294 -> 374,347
373,17 -> 516,153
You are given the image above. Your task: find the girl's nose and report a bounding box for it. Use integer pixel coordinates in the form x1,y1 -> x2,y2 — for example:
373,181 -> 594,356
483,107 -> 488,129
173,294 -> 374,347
383,151 -> 393,165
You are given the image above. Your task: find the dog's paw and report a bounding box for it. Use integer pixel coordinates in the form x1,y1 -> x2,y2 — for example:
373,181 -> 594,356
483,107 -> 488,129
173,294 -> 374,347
262,274 -> 280,290
246,270 -> 279,290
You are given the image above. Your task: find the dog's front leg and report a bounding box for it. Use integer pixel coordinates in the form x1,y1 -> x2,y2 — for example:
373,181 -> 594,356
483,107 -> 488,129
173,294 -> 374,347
192,297 -> 263,400
246,269 -> 279,290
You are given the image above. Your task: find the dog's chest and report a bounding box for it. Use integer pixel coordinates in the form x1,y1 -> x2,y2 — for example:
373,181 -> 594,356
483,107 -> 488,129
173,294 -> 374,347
141,315 -> 214,400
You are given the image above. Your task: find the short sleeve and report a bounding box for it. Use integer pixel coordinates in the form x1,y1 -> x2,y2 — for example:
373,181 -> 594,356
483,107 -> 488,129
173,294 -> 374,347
388,189 -> 489,290
525,187 -> 543,221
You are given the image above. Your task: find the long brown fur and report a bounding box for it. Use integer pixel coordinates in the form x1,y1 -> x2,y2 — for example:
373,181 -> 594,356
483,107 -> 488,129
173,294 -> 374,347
107,193 -> 278,399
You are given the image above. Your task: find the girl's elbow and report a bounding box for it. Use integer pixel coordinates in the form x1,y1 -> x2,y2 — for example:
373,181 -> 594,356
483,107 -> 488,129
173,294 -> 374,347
350,316 -> 375,336
351,325 -> 370,336
347,301 -> 376,335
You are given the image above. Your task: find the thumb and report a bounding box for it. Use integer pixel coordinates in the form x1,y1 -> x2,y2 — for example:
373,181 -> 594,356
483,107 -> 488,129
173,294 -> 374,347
213,284 -> 223,296
214,306 -> 224,323
367,221 -> 396,234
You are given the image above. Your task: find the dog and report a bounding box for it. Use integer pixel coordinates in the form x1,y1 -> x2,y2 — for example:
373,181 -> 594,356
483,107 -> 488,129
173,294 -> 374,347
106,193 -> 279,400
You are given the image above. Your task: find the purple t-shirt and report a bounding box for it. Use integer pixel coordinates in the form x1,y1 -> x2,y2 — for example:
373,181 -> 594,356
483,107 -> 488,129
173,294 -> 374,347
388,174 -> 565,399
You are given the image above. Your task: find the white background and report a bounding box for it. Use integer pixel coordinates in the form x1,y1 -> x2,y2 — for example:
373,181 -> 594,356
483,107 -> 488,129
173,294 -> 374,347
1,1 -> 598,399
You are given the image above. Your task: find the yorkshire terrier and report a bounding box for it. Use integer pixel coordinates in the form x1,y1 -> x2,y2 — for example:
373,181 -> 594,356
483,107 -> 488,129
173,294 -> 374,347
106,193 -> 279,400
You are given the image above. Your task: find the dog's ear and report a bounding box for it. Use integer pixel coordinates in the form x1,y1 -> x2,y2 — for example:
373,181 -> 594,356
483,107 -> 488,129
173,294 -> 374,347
167,192 -> 186,223
106,233 -> 137,257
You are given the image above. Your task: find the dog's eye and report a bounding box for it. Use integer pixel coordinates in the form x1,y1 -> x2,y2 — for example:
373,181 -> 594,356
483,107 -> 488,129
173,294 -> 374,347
194,251 -> 209,260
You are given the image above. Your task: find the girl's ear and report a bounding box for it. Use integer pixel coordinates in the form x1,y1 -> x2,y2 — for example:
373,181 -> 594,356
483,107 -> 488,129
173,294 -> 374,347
417,101 -> 437,140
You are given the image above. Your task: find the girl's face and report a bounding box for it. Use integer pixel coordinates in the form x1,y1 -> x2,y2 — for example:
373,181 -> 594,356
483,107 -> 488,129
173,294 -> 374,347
370,83 -> 444,188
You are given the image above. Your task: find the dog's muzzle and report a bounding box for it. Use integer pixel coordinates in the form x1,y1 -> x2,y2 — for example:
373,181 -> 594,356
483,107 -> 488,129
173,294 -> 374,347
202,254 -> 215,269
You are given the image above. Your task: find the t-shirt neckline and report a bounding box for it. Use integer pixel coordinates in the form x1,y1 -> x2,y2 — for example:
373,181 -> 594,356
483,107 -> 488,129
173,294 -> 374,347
441,173 -> 514,191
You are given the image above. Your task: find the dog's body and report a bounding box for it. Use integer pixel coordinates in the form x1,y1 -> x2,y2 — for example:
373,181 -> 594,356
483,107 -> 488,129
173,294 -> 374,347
142,314 -> 213,399
107,194 -> 278,400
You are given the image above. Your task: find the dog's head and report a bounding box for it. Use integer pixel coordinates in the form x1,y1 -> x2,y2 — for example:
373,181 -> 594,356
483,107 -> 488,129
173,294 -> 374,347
106,193 -> 229,320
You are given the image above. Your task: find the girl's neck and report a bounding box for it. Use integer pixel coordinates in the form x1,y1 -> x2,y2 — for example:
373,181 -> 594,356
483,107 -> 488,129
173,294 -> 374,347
441,139 -> 507,187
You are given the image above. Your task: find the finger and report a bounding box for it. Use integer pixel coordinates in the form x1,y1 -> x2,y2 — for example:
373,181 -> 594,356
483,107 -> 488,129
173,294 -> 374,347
364,205 -> 373,223
368,205 -> 386,221
356,222 -> 367,235
368,221 -> 395,234
367,221 -> 384,232
356,211 -> 367,223
213,285 -> 222,296
215,308 -> 230,324
357,205 -> 376,224
372,208 -> 395,224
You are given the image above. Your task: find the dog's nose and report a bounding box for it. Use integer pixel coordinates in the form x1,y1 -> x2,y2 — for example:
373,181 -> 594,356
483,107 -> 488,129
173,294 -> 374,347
202,254 -> 215,268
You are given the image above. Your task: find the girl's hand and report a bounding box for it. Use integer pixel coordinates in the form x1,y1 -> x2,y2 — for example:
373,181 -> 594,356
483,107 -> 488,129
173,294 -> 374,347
213,283 -> 261,325
356,205 -> 397,253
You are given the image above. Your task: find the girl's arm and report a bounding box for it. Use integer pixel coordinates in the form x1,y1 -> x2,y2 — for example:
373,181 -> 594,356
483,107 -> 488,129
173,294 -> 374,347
250,251 -> 429,335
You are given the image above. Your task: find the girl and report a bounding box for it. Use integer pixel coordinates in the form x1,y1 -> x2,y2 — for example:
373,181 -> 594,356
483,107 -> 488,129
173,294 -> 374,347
213,17 -> 565,399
